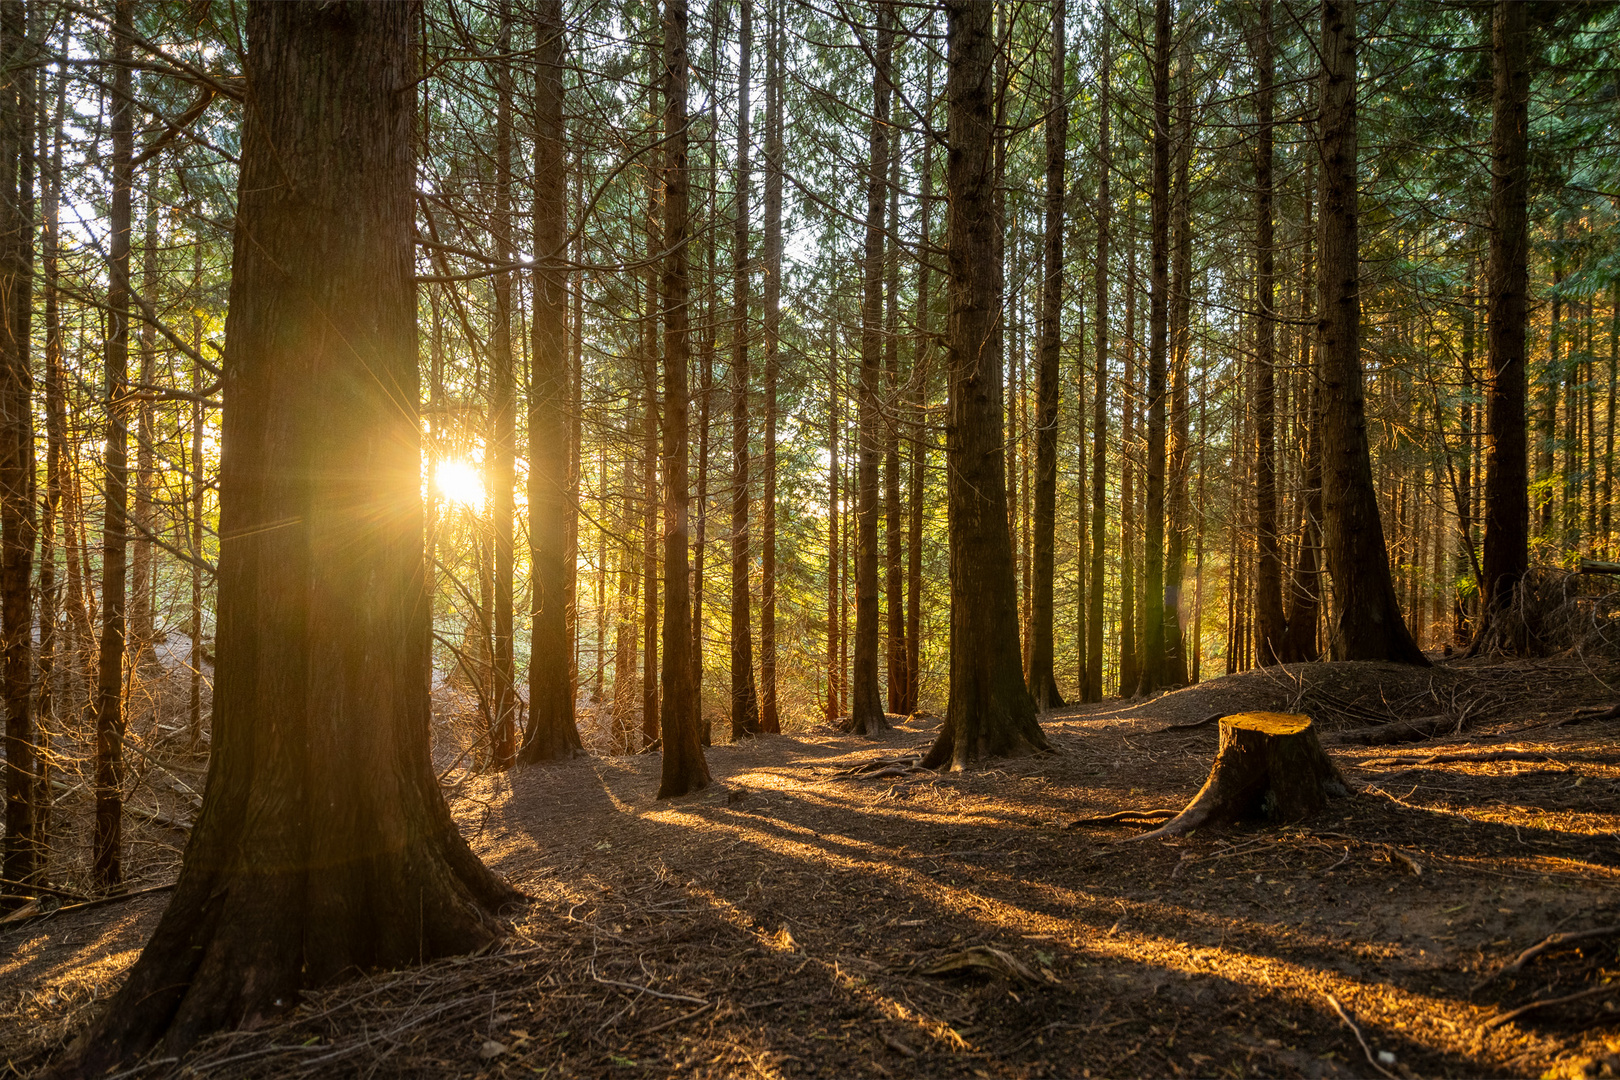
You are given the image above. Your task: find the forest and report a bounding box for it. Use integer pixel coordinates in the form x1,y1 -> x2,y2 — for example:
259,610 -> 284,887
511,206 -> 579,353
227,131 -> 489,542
1,0 -> 1619,1076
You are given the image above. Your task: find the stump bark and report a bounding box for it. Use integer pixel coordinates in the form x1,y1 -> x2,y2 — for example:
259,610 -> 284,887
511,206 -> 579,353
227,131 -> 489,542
1132,713 -> 1346,840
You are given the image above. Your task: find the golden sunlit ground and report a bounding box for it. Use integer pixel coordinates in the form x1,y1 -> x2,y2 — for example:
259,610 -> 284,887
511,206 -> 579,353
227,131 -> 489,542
4,658 -> 1620,1078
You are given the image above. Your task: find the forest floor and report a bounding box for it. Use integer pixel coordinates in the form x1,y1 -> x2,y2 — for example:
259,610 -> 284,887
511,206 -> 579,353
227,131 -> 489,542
5,655 -> 1620,1078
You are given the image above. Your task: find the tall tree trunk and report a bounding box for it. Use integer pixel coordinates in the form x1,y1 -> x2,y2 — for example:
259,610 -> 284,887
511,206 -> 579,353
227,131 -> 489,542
730,0 -> 760,739
923,0 -> 1048,771
37,48 -> 62,845
1140,0 -> 1171,694
130,172 -> 156,673
1278,156 -> 1321,663
642,98 -> 661,749
1028,0 -> 1066,711
1118,194 -> 1139,694
92,0 -> 133,891
658,0 -> 710,797
1163,31 -> 1193,688
1315,0 -> 1427,666
1475,0 -> 1530,647
189,244 -> 205,747
826,335 -> 840,725
1086,12 -> 1110,704
489,0 -> 518,769
520,0 -> 584,762
850,0 -> 893,736
65,6 -> 517,1066
0,0 -> 37,894
904,67 -> 933,717
759,0 -> 782,734
884,119 -> 905,714
692,2 -> 721,728
1252,0 -> 1286,665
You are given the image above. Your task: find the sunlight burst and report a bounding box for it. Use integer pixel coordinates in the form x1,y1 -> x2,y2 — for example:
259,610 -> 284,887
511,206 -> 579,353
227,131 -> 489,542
435,457 -> 486,513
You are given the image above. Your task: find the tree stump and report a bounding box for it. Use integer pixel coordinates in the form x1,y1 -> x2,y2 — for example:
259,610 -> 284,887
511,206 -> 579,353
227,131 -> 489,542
1131,713 -> 1347,841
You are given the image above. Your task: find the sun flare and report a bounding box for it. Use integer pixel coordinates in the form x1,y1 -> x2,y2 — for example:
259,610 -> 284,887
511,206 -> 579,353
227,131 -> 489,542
434,457 -> 486,513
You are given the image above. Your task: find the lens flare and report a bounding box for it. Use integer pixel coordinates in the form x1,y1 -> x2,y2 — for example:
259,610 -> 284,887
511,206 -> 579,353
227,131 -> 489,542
434,458 -> 485,513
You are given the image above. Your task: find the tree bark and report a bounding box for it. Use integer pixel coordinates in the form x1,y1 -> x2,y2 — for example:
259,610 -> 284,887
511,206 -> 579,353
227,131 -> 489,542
1087,12 -> 1110,705
730,0 -> 760,739
759,0 -> 782,734
1315,0 -> 1427,666
63,5 -> 518,1067
827,335 -> 840,726
1164,31 -> 1193,688
1140,0 -> 1171,694
657,0 -> 711,797
923,0 -> 1048,771
489,0 -> 518,769
1028,0 -> 1067,711
851,0 -> 893,737
1119,195 -> 1138,694
92,0 -> 133,891
1475,0 -> 1530,650
0,0 -> 37,895
520,0 -> 584,762
884,113 -> 905,715
1252,0 -> 1286,665
1278,155 -> 1321,663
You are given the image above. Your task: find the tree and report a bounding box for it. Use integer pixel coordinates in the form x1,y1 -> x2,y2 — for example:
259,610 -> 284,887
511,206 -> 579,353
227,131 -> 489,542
1252,0 -> 1286,665
92,0 -> 134,890
657,0 -> 710,797
922,0 -> 1048,771
63,4 -> 518,1067
1315,0 -> 1427,666
489,0 -> 518,769
521,0 -> 585,762
1028,0 -> 1067,711
851,0 -> 893,737
1475,0 -> 1529,650
759,0 -> 783,735
1140,0 -> 1171,694
1086,9 -> 1110,705
0,0 -> 37,895
730,0 -> 761,739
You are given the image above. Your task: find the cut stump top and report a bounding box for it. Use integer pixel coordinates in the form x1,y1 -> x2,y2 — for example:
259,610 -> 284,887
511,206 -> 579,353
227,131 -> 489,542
1222,712 -> 1312,737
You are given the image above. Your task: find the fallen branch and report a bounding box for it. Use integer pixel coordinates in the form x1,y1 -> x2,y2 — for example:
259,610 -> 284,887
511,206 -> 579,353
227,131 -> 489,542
1560,703 -> 1620,725
1334,715 -> 1456,746
1066,809 -> 1179,828
1578,559 -> 1620,575
589,969 -> 709,1005
0,882 -> 177,928
1323,992 -> 1399,1080
1490,924 -> 1620,984
1483,982 -> 1617,1030
1364,750 -> 1549,768
1150,712 -> 1227,735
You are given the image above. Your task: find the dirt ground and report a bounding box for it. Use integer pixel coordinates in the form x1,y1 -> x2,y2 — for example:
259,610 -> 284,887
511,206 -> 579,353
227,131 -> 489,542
4,656 -> 1620,1079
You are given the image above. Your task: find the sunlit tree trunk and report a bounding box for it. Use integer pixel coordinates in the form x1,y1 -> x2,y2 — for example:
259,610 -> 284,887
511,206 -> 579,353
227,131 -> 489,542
488,0 -> 518,768
1087,11 -> 1110,704
759,0 -> 783,734
1140,0 -> 1171,694
1252,0 -> 1286,665
730,0 -> 760,739
64,6 -> 517,1066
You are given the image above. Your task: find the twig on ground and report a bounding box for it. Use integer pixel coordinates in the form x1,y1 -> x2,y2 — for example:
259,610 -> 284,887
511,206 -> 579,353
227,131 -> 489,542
1323,992 -> 1399,1080
1483,982 -> 1618,1030
1479,924 -> 1620,987
1149,713 -> 1228,735
1065,809 -> 1179,827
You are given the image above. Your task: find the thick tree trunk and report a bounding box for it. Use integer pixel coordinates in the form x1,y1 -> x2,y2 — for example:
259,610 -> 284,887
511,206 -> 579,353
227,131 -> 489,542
1132,714 -> 1347,840
1028,0 -> 1067,712
730,0 -> 760,739
1252,0 -> 1286,665
1119,198 -> 1138,695
923,0 -> 1048,771
92,0 -> 133,891
0,0 -> 37,895
520,0 -> 584,762
851,0 -> 893,737
1164,32 -> 1193,689
63,6 -> 517,1068
1475,0 -> 1530,650
1140,0 -> 1171,694
1315,0 -> 1427,666
884,126 -> 905,715
1278,157 -> 1321,663
657,0 -> 710,797
759,0 -> 782,734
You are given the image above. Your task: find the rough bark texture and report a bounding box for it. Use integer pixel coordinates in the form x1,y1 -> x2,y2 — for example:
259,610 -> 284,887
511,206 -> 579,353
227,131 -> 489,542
851,0 -> 893,737
1278,158 -> 1321,664
1163,31 -> 1193,688
730,0 -> 760,740
1087,14 -> 1110,705
92,0 -> 132,891
61,5 -> 518,1070
0,0 -> 37,894
1028,0 -> 1066,712
759,0 -> 782,735
521,0 -> 584,763
1252,0 -> 1286,666
1140,0 -> 1171,695
923,0 -> 1048,772
1475,0 -> 1529,650
1134,714 -> 1348,840
657,0 -> 710,798
1315,0 -> 1427,666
